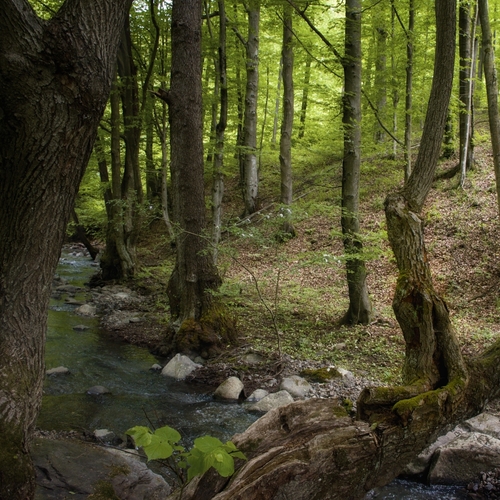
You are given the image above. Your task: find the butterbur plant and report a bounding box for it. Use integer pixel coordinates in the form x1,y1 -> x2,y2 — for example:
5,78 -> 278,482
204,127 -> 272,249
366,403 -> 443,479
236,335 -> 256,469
126,425 -> 246,484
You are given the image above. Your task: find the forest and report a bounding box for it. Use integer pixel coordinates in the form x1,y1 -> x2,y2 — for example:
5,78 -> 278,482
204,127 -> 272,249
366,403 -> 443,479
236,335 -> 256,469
1,0 -> 500,498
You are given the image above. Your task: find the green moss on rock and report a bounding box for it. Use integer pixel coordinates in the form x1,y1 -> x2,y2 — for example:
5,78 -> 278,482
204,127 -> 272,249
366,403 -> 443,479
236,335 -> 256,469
300,367 -> 341,382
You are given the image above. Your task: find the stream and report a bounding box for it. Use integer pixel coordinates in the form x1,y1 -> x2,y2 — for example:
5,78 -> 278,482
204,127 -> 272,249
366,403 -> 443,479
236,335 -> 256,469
39,248 -> 258,443
38,248 -> 469,499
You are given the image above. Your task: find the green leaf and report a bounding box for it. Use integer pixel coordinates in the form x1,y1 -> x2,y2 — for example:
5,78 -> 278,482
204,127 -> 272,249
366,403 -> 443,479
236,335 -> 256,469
143,434 -> 174,461
126,426 -> 153,447
210,452 -> 234,477
230,451 -> 247,460
155,425 -> 182,444
192,435 -> 224,453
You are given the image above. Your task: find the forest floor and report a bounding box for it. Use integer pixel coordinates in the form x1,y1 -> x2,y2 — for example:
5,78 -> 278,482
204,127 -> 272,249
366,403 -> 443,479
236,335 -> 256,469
98,140 -> 500,395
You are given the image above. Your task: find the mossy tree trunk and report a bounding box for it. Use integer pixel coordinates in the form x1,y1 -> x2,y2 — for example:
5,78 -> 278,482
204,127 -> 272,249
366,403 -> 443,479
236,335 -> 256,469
0,1 -> 130,497
156,0 -> 235,354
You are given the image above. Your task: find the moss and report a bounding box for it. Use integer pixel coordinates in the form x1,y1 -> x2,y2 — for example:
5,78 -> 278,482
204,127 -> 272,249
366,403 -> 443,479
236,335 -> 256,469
88,480 -> 119,499
108,464 -> 130,478
172,303 -> 238,355
342,398 -> 353,413
332,405 -> 348,418
300,367 -> 341,382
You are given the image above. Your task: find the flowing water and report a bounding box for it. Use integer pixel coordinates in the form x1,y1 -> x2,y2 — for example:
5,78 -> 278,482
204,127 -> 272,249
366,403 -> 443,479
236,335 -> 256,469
38,249 -> 258,443
38,249 -> 469,499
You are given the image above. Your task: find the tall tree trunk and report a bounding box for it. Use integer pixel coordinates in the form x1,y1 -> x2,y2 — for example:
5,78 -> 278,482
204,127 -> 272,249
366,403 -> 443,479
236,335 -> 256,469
100,20 -> 141,280
279,4 -> 295,238
377,0 -> 467,394
156,0 -> 236,354
0,1 -> 130,497
373,23 -> 388,143
404,0 -> 414,181
478,0 -> 500,214
298,54 -> 312,139
241,1 -> 260,216
459,1 -> 476,185
271,59 -> 283,147
341,0 -> 372,325
212,0 -> 228,265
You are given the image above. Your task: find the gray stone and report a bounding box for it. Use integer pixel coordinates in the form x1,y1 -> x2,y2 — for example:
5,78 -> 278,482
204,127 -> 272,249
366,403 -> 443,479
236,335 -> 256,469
280,375 -> 312,398
464,412 -> 500,439
46,366 -> 70,376
75,304 -> 97,317
245,389 -> 269,403
93,428 -> 116,443
214,376 -> 244,400
337,368 -> 356,388
65,297 -> 84,305
150,364 -> 162,371
87,385 -> 111,395
428,432 -> 500,485
161,354 -> 201,380
248,390 -> 294,412
404,426 -> 468,476
33,437 -> 171,500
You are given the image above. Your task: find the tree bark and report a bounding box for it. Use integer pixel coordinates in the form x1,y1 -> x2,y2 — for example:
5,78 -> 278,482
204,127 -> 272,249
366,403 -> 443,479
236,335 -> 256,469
404,0 -> 414,181
211,0 -> 228,265
279,4 -> 295,238
156,0 -> 236,354
298,54 -> 312,139
459,1 -> 476,185
0,1 -> 130,497
341,0 -> 372,325
100,18 -> 142,280
241,1 -> 260,216
478,0 -> 500,214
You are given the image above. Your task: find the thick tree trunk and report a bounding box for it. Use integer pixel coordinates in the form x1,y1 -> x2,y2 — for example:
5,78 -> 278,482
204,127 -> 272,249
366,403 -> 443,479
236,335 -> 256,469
0,1 -> 130,497
156,0 -> 236,354
341,0 -> 372,325
279,4 -> 295,238
241,1 -> 260,216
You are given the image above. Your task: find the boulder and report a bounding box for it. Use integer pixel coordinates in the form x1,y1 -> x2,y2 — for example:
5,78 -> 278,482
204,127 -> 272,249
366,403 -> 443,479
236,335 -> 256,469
161,354 -> 201,380
75,304 -> 97,317
248,390 -> 294,412
428,432 -> 500,485
463,412 -> 500,438
214,377 -> 244,400
280,375 -> 312,398
34,437 -> 171,500
246,389 -> 269,403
